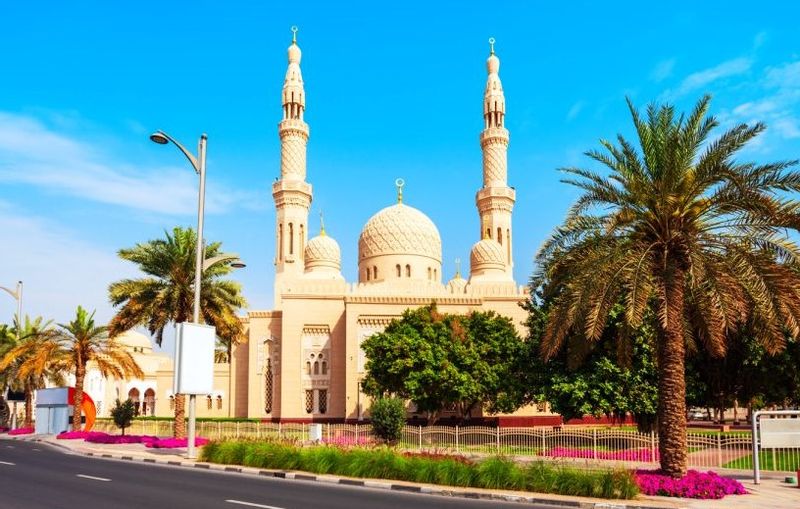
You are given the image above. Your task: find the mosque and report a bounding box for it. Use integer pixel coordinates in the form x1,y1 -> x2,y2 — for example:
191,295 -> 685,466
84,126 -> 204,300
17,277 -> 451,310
86,31 -> 552,425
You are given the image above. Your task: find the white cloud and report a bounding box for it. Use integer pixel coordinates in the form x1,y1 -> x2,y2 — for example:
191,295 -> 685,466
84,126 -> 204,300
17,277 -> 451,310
650,58 -> 676,82
566,101 -> 585,121
673,57 -> 752,97
0,202 -> 137,325
728,60 -> 800,141
0,112 -> 262,216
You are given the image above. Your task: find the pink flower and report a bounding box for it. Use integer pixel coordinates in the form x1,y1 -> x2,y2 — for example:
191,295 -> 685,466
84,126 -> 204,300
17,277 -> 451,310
145,437 -> 209,448
635,469 -> 747,499
8,427 -> 34,435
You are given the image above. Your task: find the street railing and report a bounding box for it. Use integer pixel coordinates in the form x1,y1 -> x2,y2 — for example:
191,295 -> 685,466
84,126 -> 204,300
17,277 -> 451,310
88,420 -> 797,473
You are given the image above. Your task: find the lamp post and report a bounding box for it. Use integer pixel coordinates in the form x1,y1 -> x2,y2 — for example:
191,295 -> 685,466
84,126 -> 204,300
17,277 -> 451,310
150,130 -> 206,459
0,281 -> 22,429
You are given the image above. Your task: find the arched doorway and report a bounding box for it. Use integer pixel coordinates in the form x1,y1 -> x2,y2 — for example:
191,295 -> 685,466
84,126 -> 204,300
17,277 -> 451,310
143,389 -> 155,416
128,388 -> 141,416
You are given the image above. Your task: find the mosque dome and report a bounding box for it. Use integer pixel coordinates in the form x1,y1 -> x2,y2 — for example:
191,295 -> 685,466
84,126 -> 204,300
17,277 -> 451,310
447,274 -> 467,294
470,238 -> 505,272
116,330 -> 153,354
358,198 -> 442,283
304,231 -> 342,276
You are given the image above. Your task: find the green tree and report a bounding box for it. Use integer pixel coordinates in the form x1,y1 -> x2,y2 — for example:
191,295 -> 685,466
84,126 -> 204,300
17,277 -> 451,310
361,304 -> 523,424
110,398 -> 136,435
535,95 -> 800,477
370,397 -> 406,445
0,316 -> 64,427
56,306 -> 144,430
108,226 -> 247,437
519,300 -> 658,431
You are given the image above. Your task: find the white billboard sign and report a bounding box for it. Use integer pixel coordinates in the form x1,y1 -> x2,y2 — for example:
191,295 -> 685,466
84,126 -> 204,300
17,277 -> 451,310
173,322 -> 216,395
760,418 -> 800,448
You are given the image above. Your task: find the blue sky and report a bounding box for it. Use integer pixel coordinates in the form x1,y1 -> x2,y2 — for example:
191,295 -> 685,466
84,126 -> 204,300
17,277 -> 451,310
1,1 -> 799,340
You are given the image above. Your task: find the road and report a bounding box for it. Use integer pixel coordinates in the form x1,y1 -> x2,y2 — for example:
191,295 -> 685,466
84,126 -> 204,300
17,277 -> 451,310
0,440 -> 562,509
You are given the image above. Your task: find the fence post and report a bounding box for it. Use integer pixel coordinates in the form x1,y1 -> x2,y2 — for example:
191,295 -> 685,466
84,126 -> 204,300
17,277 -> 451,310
592,429 -> 598,460
455,425 -> 459,453
650,430 -> 657,463
419,425 -> 423,450
541,427 -> 546,454
716,433 -> 723,467
355,423 -> 359,443
236,421 -> 240,439
278,421 -> 282,438
496,426 -> 500,454
327,423 -> 331,442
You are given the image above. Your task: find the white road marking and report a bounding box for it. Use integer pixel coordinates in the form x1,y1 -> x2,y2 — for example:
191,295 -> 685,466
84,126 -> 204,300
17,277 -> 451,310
225,500 -> 285,509
76,474 -> 111,482
0,461 -> 15,465
32,448 -> 40,451
5,445 -> 13,448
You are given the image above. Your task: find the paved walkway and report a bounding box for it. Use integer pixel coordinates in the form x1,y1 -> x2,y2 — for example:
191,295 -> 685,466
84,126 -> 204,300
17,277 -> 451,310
4,434 -> 799,509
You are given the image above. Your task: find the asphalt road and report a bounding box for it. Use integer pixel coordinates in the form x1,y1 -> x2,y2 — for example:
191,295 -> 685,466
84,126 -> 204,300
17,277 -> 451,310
0,440 -> 562,509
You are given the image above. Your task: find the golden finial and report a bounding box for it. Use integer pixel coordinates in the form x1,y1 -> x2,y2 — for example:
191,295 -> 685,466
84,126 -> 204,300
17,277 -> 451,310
291,26 -> 298,44
319,210 -> 326,236
455,258 -> 461,278
395,178 -> 405,204
488,37 -> 495,55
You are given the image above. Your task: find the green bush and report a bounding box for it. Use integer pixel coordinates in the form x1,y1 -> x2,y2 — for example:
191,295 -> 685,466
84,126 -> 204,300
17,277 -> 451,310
110,399 -> 136,435
369,397 -> 406,445
200,439 -> 639,499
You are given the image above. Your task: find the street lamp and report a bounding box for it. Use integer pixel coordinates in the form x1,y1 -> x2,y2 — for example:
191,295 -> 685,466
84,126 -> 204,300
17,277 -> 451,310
151,130 -> 207,459
1,280 -> 22,429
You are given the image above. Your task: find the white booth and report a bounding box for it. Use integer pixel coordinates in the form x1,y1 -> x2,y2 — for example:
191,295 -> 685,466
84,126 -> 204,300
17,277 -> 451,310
35,388 -> 71,435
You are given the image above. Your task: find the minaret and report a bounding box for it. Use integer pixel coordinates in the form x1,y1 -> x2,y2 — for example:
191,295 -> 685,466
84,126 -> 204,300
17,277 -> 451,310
273,26 -> 312,304
476,37 -> 515,277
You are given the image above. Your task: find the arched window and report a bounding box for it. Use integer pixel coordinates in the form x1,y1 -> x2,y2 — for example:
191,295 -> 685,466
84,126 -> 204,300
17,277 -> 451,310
217,396 -> 223,410
279,224 -> 283,261
128,388 -> 140,416
289,223 -> 294,255
318,389 -> 328,414
486,227 -> 491,239
300,224 -> 304,256
322,361 -> 328,375
314,361 -> 320,375
207,395 -> 212,410
306,361 -> 311,375
264,359 -> 273,414
169,396 -> 175,410
497,227 -> 503,245
427,267 -> 431,280
305,390 -> 314,414
396,264 -> 401,277
405,264 -> 411,277
434,268 -> 437,280
366,268 -> 370,281
373,266 -> 378,280
144,389 -> 155,417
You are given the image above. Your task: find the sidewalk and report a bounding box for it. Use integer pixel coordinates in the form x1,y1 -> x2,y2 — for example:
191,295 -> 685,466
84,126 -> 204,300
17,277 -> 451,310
5,434 -> 799,509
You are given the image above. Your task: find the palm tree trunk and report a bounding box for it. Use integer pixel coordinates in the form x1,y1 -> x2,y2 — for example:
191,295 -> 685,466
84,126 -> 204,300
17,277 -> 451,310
657,266 -> 688,478
73,364 -> 85,431
174,393 -> 186,438
23,382 -> 33,429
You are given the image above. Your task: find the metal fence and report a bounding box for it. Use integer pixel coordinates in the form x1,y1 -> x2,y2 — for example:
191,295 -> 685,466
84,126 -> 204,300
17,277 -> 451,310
90,420 -> 798,473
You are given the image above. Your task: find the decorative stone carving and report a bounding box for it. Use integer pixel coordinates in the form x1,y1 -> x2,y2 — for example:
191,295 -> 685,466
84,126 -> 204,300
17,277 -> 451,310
358,204 -> 441,261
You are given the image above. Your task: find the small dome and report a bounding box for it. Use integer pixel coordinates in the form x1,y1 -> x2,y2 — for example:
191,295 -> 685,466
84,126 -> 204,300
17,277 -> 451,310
447,275 -> 467,294
304,233 -> 341,272
288,42 -> 301,64
359,204 -> 441,261
116,330 -> 153,353
470,238 -> 504,270
487,53 -> 499,74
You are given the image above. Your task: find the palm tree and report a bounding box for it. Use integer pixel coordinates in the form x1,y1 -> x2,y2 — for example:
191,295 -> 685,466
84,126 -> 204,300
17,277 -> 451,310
57,306 -> 144,430
534,95 -> 800,477
108,226 -> 246,437
0,316 -> 64,428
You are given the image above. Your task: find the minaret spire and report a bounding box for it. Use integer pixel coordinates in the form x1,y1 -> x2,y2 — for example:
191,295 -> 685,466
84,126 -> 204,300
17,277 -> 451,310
475,37 -> 516,278
273,26 -> 313,305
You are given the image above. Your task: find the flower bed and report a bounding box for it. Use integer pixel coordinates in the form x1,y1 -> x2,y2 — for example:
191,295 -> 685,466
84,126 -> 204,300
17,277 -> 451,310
321,436 -> 373,447
201,440 -> 640,499
542,447 -> 659,462
85,433 -> 159,445
635,469 -> 747,499
0,426 -> 9,433
145,437 -> 209,449
8,427 -> 34,435
57,431 -> 112,440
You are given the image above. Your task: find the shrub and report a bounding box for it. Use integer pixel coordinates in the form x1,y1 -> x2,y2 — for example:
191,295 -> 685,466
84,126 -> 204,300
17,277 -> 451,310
369,397 -> 405,445
635,470 -> 747,499
110,399 -> 136,435
201,439 -> 641,499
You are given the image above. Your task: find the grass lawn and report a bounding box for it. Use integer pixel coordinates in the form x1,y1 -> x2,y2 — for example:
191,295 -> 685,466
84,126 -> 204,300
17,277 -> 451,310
723,450 -> 800,471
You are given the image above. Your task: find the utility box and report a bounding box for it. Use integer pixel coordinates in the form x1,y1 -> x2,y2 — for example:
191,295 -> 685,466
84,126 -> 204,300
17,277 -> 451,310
173,322 -> 216,395
308,423 -> 323,442
35,388 -> 70,435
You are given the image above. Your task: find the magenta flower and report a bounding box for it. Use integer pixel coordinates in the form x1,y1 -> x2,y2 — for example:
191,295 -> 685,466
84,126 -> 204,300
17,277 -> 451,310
635,469 -> 747,499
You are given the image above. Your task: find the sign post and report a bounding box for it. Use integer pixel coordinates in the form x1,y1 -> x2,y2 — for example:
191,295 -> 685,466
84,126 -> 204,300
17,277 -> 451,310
173,322 -> 215,459
752,410 -> 800,484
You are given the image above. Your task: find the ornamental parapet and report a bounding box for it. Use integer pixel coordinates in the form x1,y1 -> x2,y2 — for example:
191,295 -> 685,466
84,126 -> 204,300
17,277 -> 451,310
476,186 -> 516,211
278,119 -> 309,139
479,127 -> 509,146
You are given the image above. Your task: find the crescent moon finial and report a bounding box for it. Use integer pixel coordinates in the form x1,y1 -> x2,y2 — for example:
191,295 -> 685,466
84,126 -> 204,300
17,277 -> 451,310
395,178 -> 405,204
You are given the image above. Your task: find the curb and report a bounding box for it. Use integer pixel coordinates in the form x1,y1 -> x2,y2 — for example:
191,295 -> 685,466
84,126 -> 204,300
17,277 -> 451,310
25,440 -> 681,509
